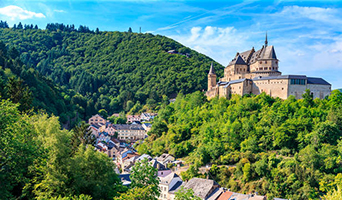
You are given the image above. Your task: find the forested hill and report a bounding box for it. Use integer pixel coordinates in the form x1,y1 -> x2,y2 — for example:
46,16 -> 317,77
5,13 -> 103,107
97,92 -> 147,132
0,41 -> 74,123
140,90 -> 342,199
0,24 -> 223,119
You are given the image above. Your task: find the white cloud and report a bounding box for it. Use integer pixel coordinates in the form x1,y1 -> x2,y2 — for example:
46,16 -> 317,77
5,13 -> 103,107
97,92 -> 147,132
54,9 -> 66,13
276,6 -> 342,24
0,5 -> 45,20
169,26 -> 251,65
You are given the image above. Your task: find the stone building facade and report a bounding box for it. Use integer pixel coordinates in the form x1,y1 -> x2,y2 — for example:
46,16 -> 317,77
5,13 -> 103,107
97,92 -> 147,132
206,36 -> 331,100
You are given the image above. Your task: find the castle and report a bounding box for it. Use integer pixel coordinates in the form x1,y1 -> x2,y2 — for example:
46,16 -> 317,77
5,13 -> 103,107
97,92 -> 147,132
206,35 -> 331,100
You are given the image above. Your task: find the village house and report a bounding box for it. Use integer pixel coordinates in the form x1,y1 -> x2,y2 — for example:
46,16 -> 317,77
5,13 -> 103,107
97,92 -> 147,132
156,153 -> 175,166
88,114 -> 106,125
126,115 -> 141,123
142,123 -> 152,132
158,173 -> 183,200
89,123 -> 103,137
183,178 -> 220,200
140,112 -> 158,121
113,124 -> 146,141
151,159 -> 172,177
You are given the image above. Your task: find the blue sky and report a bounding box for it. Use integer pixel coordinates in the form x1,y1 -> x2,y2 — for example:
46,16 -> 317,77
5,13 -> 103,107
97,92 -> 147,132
0,0 -> 342,88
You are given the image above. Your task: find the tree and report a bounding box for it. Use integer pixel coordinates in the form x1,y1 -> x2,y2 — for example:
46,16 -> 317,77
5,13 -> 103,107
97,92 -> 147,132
98,109 -> 108,119
6,77 -> 33,112
130,159 -> 160,199
0,99 -> 38,199
114,186 -> 156,200
323,185 -> 342,200
128,27 -> 132,33
175,186 -> 201,200
71,121 -> 96,153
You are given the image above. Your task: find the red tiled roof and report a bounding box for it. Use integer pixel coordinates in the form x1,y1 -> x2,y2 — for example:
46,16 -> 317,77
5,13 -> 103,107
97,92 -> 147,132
217,191 -> 233,200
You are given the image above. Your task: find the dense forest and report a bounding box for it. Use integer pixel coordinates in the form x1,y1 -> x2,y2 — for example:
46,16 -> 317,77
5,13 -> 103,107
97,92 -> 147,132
139,90 -> 342,199
0,22 -> 223,120
0,40 -> 75,124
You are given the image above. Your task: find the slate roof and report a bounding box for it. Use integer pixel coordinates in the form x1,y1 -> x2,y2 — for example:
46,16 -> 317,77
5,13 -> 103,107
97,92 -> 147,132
168,181 -> 183,194
307,77 -> 331,85
209,62 -> 216,74
229,54 -> 247,66
113,124 -> 145,131
252,75 -> 307,81
160,172 -> 179,185
150,159 -> 168,170
207,187 -> 224,200
252,75 -> 331,85
259,45 -> 277,60
228,44 -> 277,67
184,178 -> 219,199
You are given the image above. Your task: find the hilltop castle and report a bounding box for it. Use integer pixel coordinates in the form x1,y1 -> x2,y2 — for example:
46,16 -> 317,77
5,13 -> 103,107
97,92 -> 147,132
206,35 -> 331,99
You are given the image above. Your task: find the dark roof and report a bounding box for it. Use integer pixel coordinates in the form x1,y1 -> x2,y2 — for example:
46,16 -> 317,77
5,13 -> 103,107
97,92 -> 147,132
307,77 -> 331,85
119,174 -> 131,182
229,54 -> 247,66
252,75 -> 307,81
209,62 -> 216,75
113,124 -> 145,131
259,45 -> 277,60
169,181 -> 183,193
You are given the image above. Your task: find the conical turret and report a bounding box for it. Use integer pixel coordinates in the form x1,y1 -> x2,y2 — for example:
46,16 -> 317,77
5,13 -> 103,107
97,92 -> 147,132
208,62 -> 217,91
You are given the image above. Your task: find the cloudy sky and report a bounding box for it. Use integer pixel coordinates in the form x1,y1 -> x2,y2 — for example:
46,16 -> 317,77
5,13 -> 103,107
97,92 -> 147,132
0,0 -> 342,88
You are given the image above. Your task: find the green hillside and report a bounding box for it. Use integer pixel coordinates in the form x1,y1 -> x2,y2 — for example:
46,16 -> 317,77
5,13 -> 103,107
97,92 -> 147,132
140,90 -> 342,199
0,24 -> 223,119
0,41 -> 74,123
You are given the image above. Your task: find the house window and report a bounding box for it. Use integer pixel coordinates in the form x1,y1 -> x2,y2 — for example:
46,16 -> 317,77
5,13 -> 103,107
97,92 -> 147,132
265,61 -> 267,64
259,61 -> 262,64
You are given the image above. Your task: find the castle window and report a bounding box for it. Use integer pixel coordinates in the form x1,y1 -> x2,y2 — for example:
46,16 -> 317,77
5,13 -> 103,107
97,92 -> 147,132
259,61 -> 262,64
269,67 -> 271,70
265,61 -> 267,64
264,67 -> 267,70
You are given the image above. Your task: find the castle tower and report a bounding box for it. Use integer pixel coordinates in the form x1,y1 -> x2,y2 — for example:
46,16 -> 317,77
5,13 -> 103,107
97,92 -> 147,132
208,62 -> 217,91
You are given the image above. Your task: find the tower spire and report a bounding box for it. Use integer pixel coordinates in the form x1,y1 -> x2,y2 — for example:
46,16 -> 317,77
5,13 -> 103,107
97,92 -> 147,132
209,62 -> 215,74
265,32 -> 268,47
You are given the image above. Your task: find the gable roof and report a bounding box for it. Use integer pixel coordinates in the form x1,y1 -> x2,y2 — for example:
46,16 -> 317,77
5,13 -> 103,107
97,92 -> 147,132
229,54 -> 247,66
259,45 -> 277,60
184,178 -> 219,199
160,172 -> 179,185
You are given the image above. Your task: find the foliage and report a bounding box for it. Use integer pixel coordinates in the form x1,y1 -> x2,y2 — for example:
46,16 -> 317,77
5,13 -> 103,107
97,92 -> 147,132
141,90 -> 342,199
0,40 -> 75,123
174,186 -> 201,200
130,158 -> 160,199
0,24 -> 223,119
0,99 -> 38,199
323,185 -> 342,200
113,186 -> 157,200
71,121 -> 96,153
0,98 -> 122,199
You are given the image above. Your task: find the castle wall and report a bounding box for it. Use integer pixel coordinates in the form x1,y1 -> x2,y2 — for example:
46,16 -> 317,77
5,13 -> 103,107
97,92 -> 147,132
252,79 -> 289,99
307,84 -> 331,99
250,60 -> 279,72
